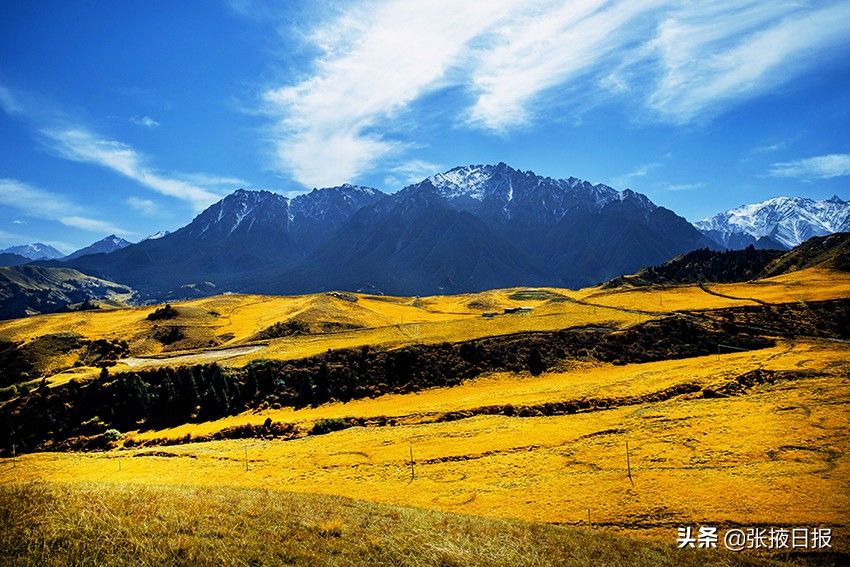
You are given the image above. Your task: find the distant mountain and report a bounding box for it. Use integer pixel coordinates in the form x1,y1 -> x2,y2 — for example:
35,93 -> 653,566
65,235 -> 132,260
695,195 -> 850,249
0,243 -> 64,261
264,163 -> 716,294
144,231 -> 170,240
43,164 -> 721,300
0,265 -> 133,320
61,185 -> 383,298
281,181 -> 548,294
0,253 -> 30,267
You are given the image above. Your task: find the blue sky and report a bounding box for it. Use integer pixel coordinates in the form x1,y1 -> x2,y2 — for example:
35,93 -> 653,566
1,0 -> 849,253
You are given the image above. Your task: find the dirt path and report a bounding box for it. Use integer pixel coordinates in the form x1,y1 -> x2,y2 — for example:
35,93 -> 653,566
120,345 -> 264,368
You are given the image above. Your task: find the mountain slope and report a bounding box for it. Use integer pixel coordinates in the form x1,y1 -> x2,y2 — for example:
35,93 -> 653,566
55,165 -> 720,298
696,195 -> 850,249
65,235 -> 132,260
298,164 -> 716,292
0,253 -> 30,267
0,265 -> 133,319
61,186 -> 383,298
277,184 -> 548,294
760,232 -> 850,277
604,232 -> 850,288
1,243 -> 64,260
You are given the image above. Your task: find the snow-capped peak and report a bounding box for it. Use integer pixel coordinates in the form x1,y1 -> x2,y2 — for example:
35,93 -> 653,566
417,163 -> 647,224
0,242 -> 65,260
695,195 -> 850,249
427,164 -> 497,201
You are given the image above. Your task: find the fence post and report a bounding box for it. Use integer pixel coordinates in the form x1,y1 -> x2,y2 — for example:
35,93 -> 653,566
626,441 -> 634,488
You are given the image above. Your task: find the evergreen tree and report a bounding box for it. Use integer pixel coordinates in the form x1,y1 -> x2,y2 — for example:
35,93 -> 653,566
528,347 -> 545,376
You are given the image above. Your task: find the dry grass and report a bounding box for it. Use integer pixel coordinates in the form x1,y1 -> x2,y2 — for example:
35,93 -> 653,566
2,268 -> 848,383
0,481 -> 792,567
4,340 -> 848,552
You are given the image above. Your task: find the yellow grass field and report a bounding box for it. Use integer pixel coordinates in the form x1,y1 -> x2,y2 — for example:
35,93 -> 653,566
1,267 -> 847,383
4,339 -> 848,550
2,266 -> 849,561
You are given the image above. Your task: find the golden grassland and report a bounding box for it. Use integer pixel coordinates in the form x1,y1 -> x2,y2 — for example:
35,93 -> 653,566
1,266 -> 847,384
1,267 -> 849,563
4,340 -> 848,551
0,482 -> 787,567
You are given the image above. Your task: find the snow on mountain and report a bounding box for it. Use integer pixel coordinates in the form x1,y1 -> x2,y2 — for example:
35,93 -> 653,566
145,231 -> 170,240
418,162 -> 646,225
695,195 -> 850,249
0,242 -> 64,260
65,235 -> 132,260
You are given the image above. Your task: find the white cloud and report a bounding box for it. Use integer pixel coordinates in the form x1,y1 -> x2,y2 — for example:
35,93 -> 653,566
468,0 -> 661,130
751,141 -> 786,154
646,1 -> 850,122
262,0 -> 524,188
260,1 -> 850,184
42,128 -> 221,210
130,115 -> 160,128
179,172 -> 251,189
126,196 -> 158,215
387,159 -> 442,187
0,84 -> 237,211
0,85 -> 23,115
611,161 -> 662,188
59,216 -> 131,235
0,178 -> 134,236
665,182 -> 705,192
767,153 -> 850,179
12,219 -> 27,225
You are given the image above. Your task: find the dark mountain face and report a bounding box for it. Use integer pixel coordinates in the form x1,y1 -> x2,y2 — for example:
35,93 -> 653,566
0,253 -> 30,267
254,164 -> 714,295
274,185 -> 548,295
65,235 -> 132,260
60,186 -> 384,298
53,164 -> 719,300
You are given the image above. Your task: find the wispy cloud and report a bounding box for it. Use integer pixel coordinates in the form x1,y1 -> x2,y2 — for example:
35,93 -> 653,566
384,159 -> 443,189
468,0 -> 660,131
126,196 -> 158,215
0,178 -> 134,236
12,219 -> 27,225
179,173 -> 250,189
645,1 -> 850,123
261,0 -> 523,188
767,153 -> 850,179
610,161 -> 662,188
0,84 -> 238,211
750,141 -> 787,154
665,182 -> 705,192
258,1 -> 850,184
41,128 -> 221,210
130,115 -> 160,128
0,85 -> 24,115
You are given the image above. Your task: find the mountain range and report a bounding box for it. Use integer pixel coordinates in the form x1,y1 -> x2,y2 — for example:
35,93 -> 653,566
51,164 -> 712,298
4,163 -> 848,304
0,243 -> 64,261
695,195 -> 850,249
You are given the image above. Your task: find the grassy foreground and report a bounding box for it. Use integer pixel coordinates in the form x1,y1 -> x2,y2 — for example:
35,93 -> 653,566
0,481 -> 799,567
